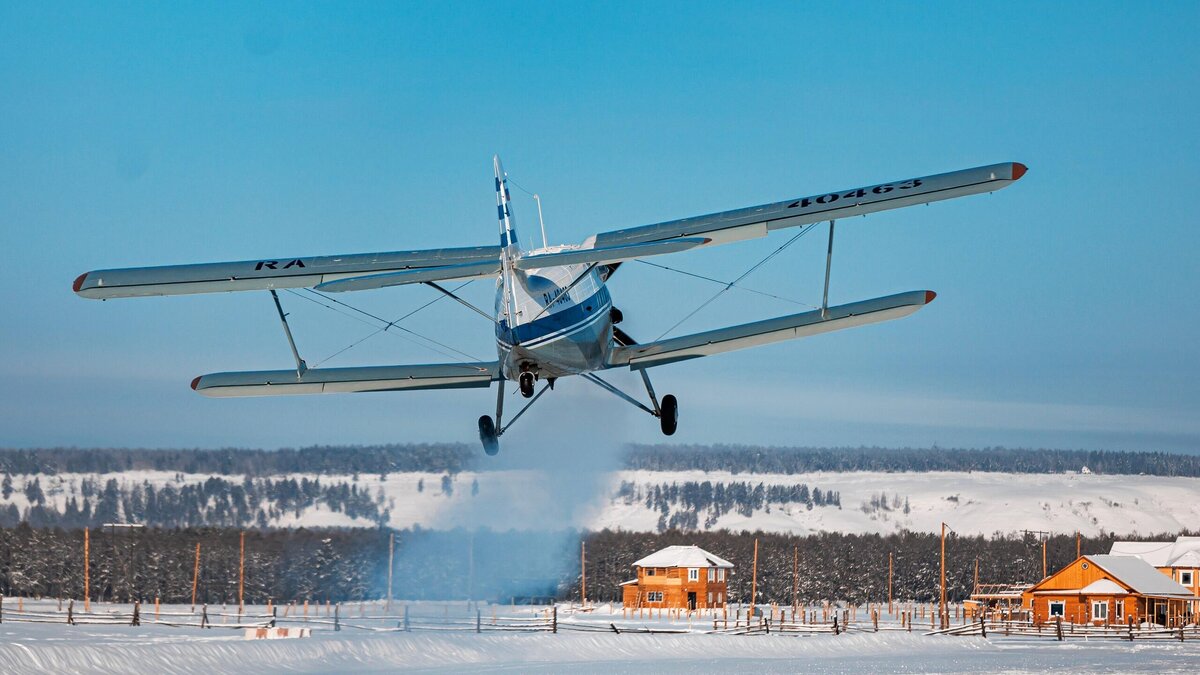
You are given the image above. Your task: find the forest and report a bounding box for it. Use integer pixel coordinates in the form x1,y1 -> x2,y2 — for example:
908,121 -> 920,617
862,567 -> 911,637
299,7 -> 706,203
0,525 -> 1193,606
2,444 -> 1197,477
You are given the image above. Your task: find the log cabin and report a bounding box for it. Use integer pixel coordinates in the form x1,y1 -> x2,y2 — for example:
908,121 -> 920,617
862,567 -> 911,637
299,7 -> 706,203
1022,554 -> 1195,626
620,545 -> 733,610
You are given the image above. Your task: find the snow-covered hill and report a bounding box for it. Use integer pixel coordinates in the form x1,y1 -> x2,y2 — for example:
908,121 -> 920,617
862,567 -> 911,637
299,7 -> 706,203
3,468 -> 1197,536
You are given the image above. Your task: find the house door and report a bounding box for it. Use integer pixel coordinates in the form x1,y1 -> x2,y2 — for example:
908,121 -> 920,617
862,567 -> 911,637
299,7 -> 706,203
687,592 -> 697,610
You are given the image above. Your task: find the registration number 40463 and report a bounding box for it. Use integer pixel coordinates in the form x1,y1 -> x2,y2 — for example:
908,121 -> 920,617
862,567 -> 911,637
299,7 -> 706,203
788,178 -> 923,209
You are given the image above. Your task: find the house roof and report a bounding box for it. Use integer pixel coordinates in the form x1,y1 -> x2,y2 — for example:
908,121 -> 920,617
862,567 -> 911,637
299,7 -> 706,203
632,545 -> 734,569
1085,555 -> 1194,598
620,578 -> 638,586
1109,536 -> 1200,568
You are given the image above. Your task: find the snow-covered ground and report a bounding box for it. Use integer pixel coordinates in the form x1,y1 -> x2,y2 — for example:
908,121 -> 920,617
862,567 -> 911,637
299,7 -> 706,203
9,468 -> 1198,536
0,603 -> 1197,674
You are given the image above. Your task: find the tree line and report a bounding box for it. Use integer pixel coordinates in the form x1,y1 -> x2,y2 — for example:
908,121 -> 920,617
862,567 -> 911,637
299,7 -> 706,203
0,525 -> 1193,606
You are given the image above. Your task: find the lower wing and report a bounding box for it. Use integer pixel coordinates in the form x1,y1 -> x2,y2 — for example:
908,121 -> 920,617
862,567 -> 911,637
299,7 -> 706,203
606,290 -> 935,370
191,361 -> 498,397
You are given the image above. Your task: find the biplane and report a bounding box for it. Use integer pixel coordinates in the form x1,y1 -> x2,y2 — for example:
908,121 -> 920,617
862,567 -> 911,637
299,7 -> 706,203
74,157 -> 1026,454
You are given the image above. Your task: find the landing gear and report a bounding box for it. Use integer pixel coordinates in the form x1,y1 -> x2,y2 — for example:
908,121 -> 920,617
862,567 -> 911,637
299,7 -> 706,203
579,370 -> 679,436
478,415 -> 499,455
519,371 -> 536,398
659,394 -> 678,436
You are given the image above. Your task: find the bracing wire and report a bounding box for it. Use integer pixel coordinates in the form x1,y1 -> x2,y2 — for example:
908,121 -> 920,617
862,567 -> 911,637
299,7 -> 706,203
652,223 -> 820,341
283,281 -> 483,365
635,259 -> 818,309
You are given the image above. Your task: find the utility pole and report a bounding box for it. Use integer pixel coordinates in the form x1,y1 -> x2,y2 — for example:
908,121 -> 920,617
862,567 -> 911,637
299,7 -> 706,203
238,531 -> 245,614
750,538 -> 759,618
888,552 -> 894,615
974,557 -> 980,594
387,532 -> 394,613
191,542 -> 201,611
1043,539 -> 1047,579
940,523 -> 947,629
580,539 -> 587,607
84,528 -> 90,612
792,543 -> 799,614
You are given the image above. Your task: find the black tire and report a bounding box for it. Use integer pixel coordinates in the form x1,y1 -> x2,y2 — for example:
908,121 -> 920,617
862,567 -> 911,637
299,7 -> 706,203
659,394 -> 678,436
519,371 -> 535,398
478,415 -> 499,456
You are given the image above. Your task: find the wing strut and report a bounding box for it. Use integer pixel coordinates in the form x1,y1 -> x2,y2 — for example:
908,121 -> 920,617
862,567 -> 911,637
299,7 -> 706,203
270,290 -> 307,379
821,220 -> 835,319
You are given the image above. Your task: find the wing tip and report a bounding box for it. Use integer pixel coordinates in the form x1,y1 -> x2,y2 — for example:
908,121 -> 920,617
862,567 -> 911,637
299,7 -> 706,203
190,376 -> 202,391
1012,162 -> 1028,181
925,290 -> 937,304
72,273 -> 88,293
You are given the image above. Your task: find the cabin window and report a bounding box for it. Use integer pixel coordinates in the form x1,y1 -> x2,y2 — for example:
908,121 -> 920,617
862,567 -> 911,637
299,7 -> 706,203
1048,601 -> 1065,617
717,592 -> 723,604
708,591 -> 713,604
1180,570 -> 1194,586
708,568 -> 715,582
646,568 -> 655,576
718,569 -> 725,582
1115,601 -> 1124,620
647,591 -> 663,602
1092,600 -> 1108,620
688,568 -> 699,581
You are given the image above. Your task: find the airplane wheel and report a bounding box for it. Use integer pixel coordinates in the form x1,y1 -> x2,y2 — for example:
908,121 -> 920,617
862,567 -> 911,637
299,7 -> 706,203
478,415 -> 499,456
519,372 -> 535,398
659,394 -> 678,436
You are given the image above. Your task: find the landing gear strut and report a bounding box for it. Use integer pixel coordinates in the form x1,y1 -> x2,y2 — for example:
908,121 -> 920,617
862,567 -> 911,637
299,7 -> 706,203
477,374 -> 552,455
580,369 -> 679,437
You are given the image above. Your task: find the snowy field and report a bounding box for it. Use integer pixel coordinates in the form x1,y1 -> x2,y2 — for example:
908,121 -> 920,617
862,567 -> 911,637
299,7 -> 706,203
1,615 -> 1198,674
1,601 -> 1198,674
10,468 -> 1200,535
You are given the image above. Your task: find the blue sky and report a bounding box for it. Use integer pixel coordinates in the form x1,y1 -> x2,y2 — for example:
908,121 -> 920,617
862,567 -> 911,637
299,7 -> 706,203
1,2 -> 1197,452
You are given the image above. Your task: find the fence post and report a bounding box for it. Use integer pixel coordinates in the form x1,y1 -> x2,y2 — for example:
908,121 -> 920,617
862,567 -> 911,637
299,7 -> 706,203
0,595 -> 3,624
552,605 -> 558,634
476,610 -> 481,634
271,606 -> 277,628
334,603 -> 340,632
873,609 -> 878,632
833,614 -> 840,635
980,615 -> 986,638
201,604 -> 210,629
1055,616 -> 1063,641
131,601 -> 140,627
404,605 -> 410,632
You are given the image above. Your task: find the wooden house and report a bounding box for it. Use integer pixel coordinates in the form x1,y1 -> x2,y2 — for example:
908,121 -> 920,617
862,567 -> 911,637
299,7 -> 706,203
1022,554 -> 1195,626
620,545 -> 733,610
1109,536 -> 1200,614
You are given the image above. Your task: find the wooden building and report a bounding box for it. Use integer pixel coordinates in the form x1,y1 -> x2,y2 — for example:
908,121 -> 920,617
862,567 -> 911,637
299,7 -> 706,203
1109,536 -> 1200,614
1022,554 -> 1195,626
620,545 -> 733,610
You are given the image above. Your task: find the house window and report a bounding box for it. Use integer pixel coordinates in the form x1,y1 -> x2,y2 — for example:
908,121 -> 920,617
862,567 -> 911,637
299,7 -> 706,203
707,568 -> 715,582
647,591 -> 663,602
1115,601 -> 1124,620
1092,601 -> 1108,620
718,569 -> 725,582
717,592 -> 723,604
688,568 -> 699,581
708,591 -> 713,604
1181,570 -> 1194,586
1048,601 -> 1065,617
646,568 -> 655,576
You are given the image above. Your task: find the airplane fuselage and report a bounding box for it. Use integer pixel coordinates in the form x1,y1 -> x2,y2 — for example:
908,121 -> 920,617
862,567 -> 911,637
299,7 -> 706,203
494,259 -> 614,380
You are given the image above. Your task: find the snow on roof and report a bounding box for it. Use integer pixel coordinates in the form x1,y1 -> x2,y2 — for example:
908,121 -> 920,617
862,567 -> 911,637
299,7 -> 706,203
1086,555 -> 1195,598
632,545 -> 734,569
1109,536 -> 1200,568
620,578 -> 638,586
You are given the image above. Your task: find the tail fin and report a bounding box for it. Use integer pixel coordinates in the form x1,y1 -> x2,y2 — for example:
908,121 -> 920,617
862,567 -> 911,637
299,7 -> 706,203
493,155 -> 519,251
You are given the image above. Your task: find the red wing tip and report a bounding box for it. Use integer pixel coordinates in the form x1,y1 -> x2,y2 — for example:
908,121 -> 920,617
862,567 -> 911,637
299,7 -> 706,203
73,273 -> 88,293
925,290 -> 937,304
190,376 -> 202,391
1012,162 -> 1028,180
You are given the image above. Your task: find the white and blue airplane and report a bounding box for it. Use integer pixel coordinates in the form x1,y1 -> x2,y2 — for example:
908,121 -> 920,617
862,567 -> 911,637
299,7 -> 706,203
74,157 -> 1026,454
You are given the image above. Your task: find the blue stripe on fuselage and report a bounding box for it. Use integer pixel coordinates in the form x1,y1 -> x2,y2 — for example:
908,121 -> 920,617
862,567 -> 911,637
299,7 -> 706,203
497,286 -> 611,345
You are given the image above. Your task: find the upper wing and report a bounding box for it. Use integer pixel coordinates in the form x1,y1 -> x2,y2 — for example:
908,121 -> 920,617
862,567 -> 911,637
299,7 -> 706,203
589,162 -> 1026,251
606,290 -> 935,370
73,245 -> 501,299
191,361 -> 498,397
